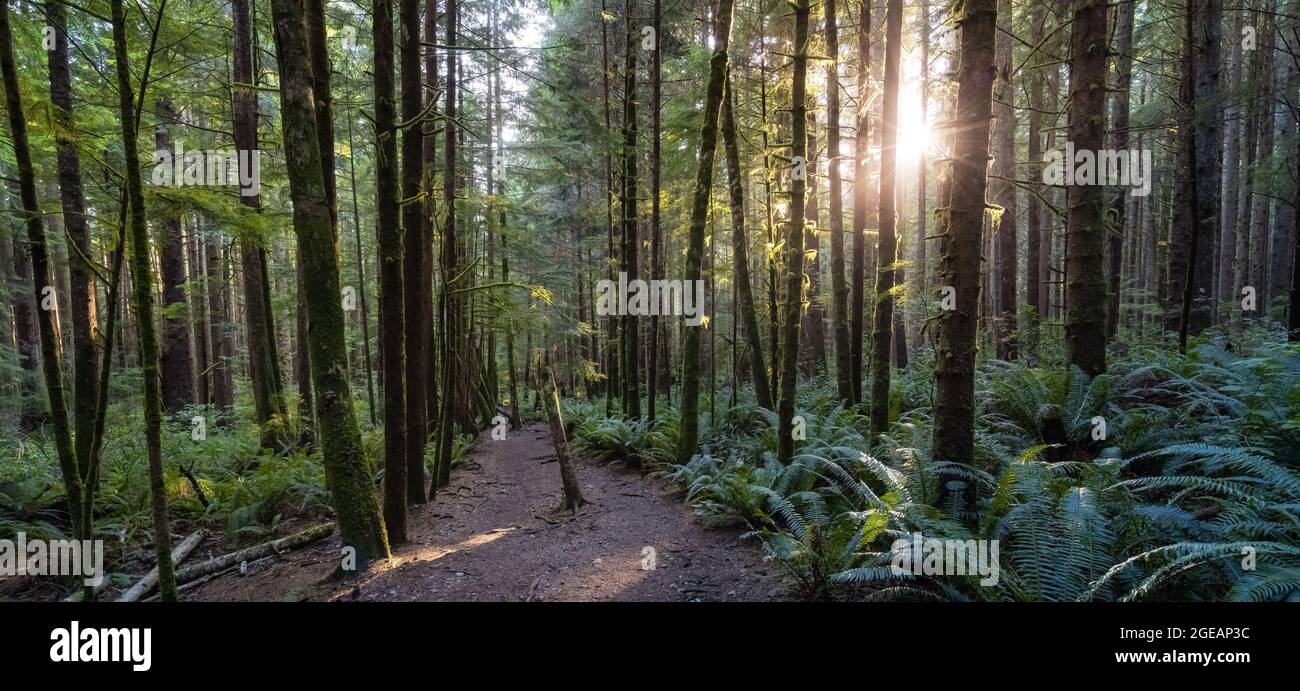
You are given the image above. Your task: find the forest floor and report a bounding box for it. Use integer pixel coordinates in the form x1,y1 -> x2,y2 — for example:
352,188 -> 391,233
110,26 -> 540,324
184,423 -> 783,602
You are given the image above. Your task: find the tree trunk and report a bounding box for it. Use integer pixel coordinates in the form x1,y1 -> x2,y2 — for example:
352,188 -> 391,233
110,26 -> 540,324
1270,13 -> 1299,314
914,0 -> 929,354
893,227 -> 909,369
675,0 -> 735,463
399,0 -> 428,505
601,0 -> 617,414
423,0 -> 440,428
1291,147 -> 1300,339
760,14 -> 779,401
233,0 -> 287,451
1235,3 -> 1264,324
155,97 -> 196,413
1217,5 -> 1243,323
648,0 -> 663,422
620,0 -> 641,419
270,0 -> 391,569
799,119 -> 826,378
777,0 -> 810,464
1064,0 -> 1108,376
294,255 -> 314,445
108,0 -> 177,600
3,0 -> 85,531
9,196 -> 41,431
1248,11 -> 1274,305
433,0 -> 461,493
722,70 -> 772,411
1024,2 -> 1044,359
46,0 -> 98,467
298,0 -> 342,448
850,0 -> 870,404
932,0 -> 996,513
992,0 -> 1017,358
189,221 -> 210,406
205,229 -> 235,423
373,0 -> 408,542
1179,0 -> 1222,338
869,0 -> 902,438
824,0 -> 851,403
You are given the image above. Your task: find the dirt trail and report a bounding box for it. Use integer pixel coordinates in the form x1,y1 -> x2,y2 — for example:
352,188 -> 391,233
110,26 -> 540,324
187,423 -> 782,602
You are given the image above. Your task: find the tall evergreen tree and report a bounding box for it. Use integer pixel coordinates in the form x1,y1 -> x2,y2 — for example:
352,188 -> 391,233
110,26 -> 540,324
992,0 -> 1017,359
46,0 -> 98,468
825,0 -> 851,403
933,0 -> 996,513
270,0 -> 391,569
233,0 -> 287,450
675,0 -> 735,463
869,0 -> 902,438
777,0 -> 810,464
1064,0 -> 1108,376
722,69 -> 772,411
109,0 -> 178,600
401,0 -> 429,505
374,0 -> 409,542
849,0 -> 870,404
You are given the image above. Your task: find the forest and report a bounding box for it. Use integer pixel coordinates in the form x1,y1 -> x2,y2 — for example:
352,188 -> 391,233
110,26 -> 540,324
0,0 -> 1297,606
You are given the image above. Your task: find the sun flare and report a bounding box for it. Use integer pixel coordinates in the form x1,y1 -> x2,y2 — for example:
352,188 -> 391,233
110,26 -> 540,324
896,89 -> 932,163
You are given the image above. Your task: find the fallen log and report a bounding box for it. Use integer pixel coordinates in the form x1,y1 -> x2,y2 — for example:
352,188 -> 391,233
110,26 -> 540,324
114,529 -> 207,603
172,523 -> 335,585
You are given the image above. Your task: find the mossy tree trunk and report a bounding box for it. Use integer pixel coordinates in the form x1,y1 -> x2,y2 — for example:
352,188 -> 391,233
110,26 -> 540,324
825,0 -> 852,405
776,0 -> 809,464
674,0 -> 735,464
109,0 -> 178,601
269,0 -> 391,569
1,0 -> 84,539
869,0 -> 902,439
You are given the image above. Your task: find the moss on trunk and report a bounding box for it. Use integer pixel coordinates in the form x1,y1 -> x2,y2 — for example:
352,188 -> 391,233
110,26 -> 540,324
270,0 -> 390,569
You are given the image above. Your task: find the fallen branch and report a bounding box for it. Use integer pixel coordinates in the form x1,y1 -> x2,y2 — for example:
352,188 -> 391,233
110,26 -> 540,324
179,463 -> 209,508
172,523 -> 335,585
115,529 -> 207,602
